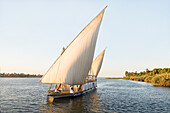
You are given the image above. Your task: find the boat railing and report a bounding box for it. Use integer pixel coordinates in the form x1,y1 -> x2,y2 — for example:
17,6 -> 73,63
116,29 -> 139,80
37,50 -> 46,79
85,78 -> 97,83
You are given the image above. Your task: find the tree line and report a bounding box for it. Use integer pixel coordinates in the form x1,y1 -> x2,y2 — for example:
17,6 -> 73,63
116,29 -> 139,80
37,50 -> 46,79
124,68 -> 170,87
125,68 -> 170,76
0,73 -> 42,77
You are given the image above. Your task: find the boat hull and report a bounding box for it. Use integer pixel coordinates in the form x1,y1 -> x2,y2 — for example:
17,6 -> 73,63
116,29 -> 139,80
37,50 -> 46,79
47,81 -> 97,100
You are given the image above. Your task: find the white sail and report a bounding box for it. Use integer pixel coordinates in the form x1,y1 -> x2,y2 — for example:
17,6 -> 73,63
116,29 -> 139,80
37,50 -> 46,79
89,50 -> 105,76
40,7 -> 107,85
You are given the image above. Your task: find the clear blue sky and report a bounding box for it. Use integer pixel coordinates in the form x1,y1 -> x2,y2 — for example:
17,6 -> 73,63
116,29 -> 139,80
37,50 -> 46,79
0,0 -> 170,77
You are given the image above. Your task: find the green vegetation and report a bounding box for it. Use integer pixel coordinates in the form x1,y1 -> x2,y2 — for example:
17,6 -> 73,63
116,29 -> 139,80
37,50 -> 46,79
123,68 -> 170,87
0,73 -> 42,78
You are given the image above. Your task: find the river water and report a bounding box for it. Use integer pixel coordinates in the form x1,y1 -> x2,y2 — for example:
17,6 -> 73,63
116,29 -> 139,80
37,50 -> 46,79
0,78 -> 169,113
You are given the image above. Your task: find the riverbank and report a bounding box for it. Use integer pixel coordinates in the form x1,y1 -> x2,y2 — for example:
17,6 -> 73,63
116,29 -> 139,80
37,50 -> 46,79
123,68 -> 170,87
0,73 -> 42,78
123,74 -> 170,87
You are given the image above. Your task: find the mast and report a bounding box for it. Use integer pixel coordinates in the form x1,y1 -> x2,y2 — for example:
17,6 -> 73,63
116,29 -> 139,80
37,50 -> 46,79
40,6 -> 107,85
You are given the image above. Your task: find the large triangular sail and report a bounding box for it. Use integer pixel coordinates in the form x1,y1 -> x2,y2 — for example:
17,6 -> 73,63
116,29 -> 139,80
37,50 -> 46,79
89,50 -> 105,76
40,7 -> 107,85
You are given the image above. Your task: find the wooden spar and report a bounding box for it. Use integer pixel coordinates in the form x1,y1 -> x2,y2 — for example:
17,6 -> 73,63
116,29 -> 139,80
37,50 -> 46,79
49,83 -> 52,90
78,85 -> 84,91
57,84 -> 62,90
55,84 -> 58,89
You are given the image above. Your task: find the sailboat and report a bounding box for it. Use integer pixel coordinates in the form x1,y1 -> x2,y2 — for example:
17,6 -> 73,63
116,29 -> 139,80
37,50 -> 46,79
40,6 -> 107,101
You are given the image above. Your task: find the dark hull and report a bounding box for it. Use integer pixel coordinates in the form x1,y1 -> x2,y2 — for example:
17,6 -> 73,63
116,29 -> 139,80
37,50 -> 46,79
47,82 -> 97,100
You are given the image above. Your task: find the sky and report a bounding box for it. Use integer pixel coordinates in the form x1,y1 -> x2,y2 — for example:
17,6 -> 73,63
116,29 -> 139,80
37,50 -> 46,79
0,0 -> 170,77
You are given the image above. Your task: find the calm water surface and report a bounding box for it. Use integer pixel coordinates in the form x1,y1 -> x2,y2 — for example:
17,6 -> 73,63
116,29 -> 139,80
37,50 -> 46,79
0,78 -> 170,113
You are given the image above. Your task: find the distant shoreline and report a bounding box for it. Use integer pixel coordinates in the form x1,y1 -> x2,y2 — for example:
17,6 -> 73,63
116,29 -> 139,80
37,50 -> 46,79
99,77 -> 123,79
0,73 -> 42,78
0,74 -> 122,79
105,77 -> 122,79
0,76 -> 42,78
